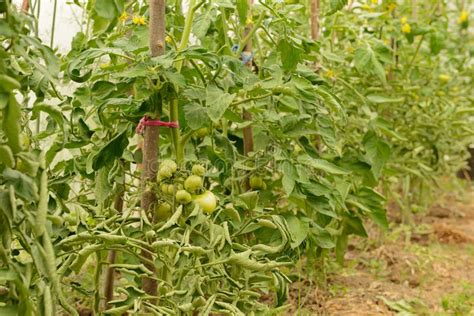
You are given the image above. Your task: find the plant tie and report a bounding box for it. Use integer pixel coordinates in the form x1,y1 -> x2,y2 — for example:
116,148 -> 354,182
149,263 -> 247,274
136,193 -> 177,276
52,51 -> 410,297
136,116 -> 179,135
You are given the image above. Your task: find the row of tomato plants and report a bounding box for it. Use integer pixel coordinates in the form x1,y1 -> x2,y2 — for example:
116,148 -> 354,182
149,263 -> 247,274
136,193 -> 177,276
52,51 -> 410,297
0,0 -> 472,314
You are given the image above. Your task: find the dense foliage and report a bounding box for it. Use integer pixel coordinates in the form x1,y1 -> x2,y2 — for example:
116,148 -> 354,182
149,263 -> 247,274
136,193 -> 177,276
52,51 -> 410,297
0,0 -> 472,314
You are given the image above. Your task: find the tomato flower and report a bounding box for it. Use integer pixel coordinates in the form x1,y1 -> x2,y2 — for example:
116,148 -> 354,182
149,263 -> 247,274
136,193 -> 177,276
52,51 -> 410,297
119,12 -> 128,22
401,23 -> 411,34
387,3 -> 396,12
458,10 -> 468,24
132,15 -> 146,25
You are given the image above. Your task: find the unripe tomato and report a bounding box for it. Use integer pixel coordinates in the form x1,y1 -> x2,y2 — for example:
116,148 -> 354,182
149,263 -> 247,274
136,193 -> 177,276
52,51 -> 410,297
438,74 -> 451,84
176,190 -> 192,204
158,166 -> 173,180
184,175 -> 203,192
191,164 -> 206,176
160,184 -> 175,195
195,127 -> 209,138
155,202 -> 172,220
194,191 -> 217,214
249,175 -> 265,190
145,230 -> 156,239
161,159 -> 177,173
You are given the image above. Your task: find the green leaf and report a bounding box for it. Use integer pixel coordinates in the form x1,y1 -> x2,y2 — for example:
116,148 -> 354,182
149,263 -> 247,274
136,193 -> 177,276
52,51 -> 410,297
278,40 -> 302,72
0,145 -> 14,168
91,129 -> 129,171
2,94 -> 22,153
32,103 -> 68,141
298,154 -> 350,175
237,191 -> 259,211
311,225 -> 335,249
429,32 -> 445,55
367,95 -> 404,104
284,215 -> 309,249
94,0 -> 120,19
2,168 -> 39,201
327,0 -> 348,15
206,85 -> 235,123
354,46 -> 386,85
282,162 -> 297,196
363,131 -> 391,179
236,0 -> 249,24
344,213 -> 368,237
0,75 -> 21,92
96,167 -> 112,203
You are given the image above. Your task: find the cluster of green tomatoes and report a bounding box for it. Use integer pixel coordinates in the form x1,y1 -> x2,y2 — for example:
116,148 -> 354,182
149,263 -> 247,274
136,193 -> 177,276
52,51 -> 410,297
155,159 -> 218,220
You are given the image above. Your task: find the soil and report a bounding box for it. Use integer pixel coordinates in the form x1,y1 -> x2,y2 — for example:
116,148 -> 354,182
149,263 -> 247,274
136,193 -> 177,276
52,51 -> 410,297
288,188 -> 474,315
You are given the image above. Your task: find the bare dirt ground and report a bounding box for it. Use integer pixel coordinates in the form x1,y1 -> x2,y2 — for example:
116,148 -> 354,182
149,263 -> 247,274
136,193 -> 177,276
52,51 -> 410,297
288,188 -> 474,315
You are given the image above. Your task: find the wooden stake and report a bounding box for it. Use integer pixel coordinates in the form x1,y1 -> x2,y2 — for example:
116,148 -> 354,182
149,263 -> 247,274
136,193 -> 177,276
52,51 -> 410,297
310,0 -> 320,40
141,0 -> 166,300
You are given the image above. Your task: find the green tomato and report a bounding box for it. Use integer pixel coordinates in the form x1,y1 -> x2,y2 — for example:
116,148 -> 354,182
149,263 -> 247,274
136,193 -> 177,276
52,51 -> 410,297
249,175 -> 265,190
184,175 -> 203,192
176,190 -> 192,204
160,184 -> 175,195
194,191 -> 217,214
145,230 -> 156,239
161,159 -> 177,173
158,166 -> 173,180
155,202 -> 172,220
191,164 -> 206,176
195,127 -> 209,138
439,74 -> 451,84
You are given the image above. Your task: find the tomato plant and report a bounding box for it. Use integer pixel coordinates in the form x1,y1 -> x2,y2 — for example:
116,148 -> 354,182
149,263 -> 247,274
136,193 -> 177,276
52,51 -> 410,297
0,0 -> 472,314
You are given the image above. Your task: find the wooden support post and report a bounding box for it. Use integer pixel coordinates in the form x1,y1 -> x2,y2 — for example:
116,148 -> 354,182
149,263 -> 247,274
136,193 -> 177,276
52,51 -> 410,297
310,0 -> 320,40
140,0 -> 166,300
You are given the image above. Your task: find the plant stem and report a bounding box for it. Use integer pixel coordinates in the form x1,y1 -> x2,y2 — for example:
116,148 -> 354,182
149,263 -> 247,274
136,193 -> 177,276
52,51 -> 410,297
102,192 -> 124,310
141,0 -> 166,301
242,0 -> 255,158
50,0 -> 57,48
172,0 -> 204,160
232,92 -> 273,106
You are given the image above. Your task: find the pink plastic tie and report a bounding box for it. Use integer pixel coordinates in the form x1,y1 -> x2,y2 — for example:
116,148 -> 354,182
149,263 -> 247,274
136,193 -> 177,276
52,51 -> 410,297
136,116 -> 179,134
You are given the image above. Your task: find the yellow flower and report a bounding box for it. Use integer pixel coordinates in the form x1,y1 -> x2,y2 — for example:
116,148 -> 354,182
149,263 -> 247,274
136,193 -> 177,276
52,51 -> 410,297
325,69 -> 335,78
458,10 -> 468,24
371,0 -> 378,4
401,23 -> 411,33
165,36 -> 172,43
132,15 -> 146,25
400,16 -> 407,24
246,16 -> 253,25
119,12 -> 128,22
387,3 -> 396,12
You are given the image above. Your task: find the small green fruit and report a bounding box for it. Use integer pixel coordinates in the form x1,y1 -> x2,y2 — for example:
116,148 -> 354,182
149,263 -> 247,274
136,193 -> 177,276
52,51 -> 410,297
161,159 -> 177,173
249,175 -> 265,190
194,191 -> 217,214
176,190 -> 192,204
191,164 -> 206,176
184,175 -> 203,192
195,127 -> 209,138
155,202 -> 172,220
158,166 -> 173,179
